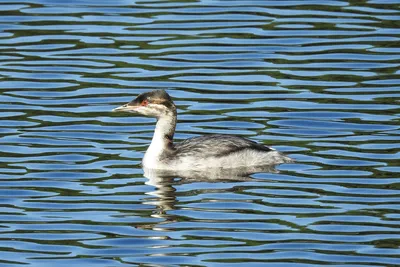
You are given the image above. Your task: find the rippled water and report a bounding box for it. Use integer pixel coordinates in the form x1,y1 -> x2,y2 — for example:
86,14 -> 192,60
1,0 -> 400,266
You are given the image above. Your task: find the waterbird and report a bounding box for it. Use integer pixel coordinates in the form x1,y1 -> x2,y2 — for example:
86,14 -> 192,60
113,90 -> 293,170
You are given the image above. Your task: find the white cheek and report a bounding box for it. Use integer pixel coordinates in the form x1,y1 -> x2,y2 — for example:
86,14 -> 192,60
137,106 -> 155,116
148,104 -> 168,116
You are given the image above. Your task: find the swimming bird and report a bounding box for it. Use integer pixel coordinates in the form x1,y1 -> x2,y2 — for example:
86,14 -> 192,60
113,90 -> 292,170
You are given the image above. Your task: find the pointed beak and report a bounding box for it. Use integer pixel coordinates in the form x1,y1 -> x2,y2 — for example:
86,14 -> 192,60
112,104 -> 138,112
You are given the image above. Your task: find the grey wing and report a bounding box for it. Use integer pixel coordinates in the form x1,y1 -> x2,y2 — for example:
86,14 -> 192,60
172,134 -> 272,158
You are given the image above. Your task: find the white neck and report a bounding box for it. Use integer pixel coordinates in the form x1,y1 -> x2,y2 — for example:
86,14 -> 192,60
142,113 -> 176,168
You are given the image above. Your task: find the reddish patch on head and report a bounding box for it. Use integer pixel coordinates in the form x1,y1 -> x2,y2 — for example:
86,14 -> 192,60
141,99 -> 148,106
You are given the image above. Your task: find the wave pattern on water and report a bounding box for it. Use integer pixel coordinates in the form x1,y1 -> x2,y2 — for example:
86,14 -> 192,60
0,0 -> 400,266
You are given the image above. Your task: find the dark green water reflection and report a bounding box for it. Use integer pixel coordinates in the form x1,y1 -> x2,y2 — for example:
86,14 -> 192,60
0,0 -> 399,266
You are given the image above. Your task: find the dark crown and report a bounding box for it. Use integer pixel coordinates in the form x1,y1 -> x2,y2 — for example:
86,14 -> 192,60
130,90 -> 175,109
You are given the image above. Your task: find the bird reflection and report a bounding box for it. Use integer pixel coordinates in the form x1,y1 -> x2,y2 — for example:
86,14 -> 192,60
142,165 -> 279,221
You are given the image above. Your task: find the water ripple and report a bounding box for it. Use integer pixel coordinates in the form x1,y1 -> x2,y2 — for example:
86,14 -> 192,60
0,0 -> 399,266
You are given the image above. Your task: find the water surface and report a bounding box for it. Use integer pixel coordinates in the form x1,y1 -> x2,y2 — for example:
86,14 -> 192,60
0,0 -> 400,266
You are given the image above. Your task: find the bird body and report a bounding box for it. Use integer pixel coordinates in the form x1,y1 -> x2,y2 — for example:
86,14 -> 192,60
113,90 -> 292,170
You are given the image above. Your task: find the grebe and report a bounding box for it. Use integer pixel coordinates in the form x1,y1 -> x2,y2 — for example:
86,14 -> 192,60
113,90 -> 293,170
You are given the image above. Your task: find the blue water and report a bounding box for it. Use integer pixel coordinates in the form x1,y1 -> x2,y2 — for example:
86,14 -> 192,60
0,0 -> 400,266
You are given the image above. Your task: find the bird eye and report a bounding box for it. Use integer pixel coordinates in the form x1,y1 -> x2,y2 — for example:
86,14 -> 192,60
141,99 -> 148,106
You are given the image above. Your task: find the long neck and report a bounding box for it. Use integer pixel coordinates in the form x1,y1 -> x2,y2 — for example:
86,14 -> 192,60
147,110 -> 177,159
153,112 -> 176,146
